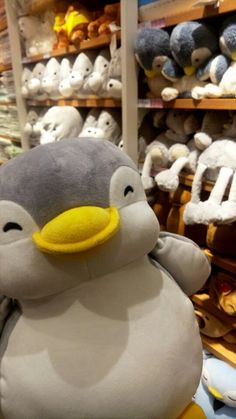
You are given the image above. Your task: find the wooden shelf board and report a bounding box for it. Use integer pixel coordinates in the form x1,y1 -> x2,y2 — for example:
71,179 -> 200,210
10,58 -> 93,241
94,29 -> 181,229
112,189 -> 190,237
0,18 -> 7,33
192,293 -> 236,328
0,134 -> 20,142
27,98 -> 121,108
201,334 -> 236,368
0,63 -> 12,73
204,248 -> 236,274
138,0 -> 236,29
22,32 -> 121,64
138,98 -> 236,110
0,101 -> 16,106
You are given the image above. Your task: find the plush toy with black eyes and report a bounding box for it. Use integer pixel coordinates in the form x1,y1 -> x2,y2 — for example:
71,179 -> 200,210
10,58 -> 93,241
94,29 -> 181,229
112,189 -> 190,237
0,138 -> 210,419
161,20 -> 218,101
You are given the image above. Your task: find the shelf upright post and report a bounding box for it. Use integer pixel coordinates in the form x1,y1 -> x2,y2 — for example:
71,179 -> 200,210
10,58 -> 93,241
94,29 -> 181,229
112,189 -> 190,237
121,0 -> 138,164
5,0 -> 29,150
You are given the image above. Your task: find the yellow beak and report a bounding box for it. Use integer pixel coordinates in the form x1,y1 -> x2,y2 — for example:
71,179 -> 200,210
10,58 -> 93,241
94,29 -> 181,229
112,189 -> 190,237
208,386 -> 223,400
33,206 -> 120,254
231,52 -> 236,61
144,69 -> 157,78
184,66 -> 196,76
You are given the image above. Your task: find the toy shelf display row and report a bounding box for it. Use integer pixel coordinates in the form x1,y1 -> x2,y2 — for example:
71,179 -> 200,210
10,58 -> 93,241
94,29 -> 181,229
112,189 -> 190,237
24,105 -> 122,147
16,2 -> 120,57
21,39 -> 121,101
135,13 -> 236,101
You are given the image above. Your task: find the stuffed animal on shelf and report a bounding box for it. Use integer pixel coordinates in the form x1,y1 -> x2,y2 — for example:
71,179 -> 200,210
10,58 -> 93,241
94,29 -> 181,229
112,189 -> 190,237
18,12 -> 56,57
161,20 -> 218,101
87,48 -> 111,97
87,2 -> 120,39
194,305 -> 236,343
41,57 -> 61,100
53,4 -> 92,49
0,137 -> 210,419
78,108 -> 101,136
26,62 -> 48,102
192,14 -> 236,99
24,109 -> 45,146
195,354 -> 236,418
58,57 -> 74,98
79,109 -> 121,145
141,110 -> 200,191
21,67 -> 33,99
69,51 -> 97,98
209,271 -> 236,316
39,106 -> 83,144
106,35 -> 122,99
134,27 -> 173,98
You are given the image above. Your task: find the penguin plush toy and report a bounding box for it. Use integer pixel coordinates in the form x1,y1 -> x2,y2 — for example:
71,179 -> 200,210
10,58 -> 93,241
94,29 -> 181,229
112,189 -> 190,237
0,138 -> 210,419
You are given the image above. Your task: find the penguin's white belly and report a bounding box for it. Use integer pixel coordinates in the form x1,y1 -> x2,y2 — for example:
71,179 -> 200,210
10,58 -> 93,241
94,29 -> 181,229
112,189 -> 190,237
0,258 -> 202,419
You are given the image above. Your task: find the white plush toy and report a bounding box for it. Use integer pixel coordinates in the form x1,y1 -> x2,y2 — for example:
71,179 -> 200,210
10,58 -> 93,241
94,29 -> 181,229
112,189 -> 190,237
87,49 -> 111,97
78,108 -> 101,137
184,112 -> 236,225
58,58 -> 74,98
141,110 -> 200,190
27,62 -> 48,101
24,109 -> 46,146
106,35 -> 122,99
40,106 -> 84,145
69,51 -> 96,98
80,109 -> 121,145
41,58 -> 61,100
21,67 -> 33,99
155,110 -> 229,192
18,12 -> 56,57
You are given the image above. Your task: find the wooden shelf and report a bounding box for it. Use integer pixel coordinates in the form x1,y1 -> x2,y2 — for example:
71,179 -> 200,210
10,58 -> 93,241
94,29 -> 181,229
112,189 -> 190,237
22,32 -> 121,64
0,134 -> 20,143
201,334 -> 236,368
138,0 -> 236,29
192,293 -> 236,328
204,248 -> 236,274
138,98 -> 236,110
0,63 -> 12,72
27,98 -> 121,108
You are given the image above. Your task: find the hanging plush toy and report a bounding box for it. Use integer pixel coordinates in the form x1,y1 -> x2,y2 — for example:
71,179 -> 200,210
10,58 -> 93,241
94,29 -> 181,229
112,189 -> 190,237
161,20 -> 218,101
184,111 -> 236,225
195,354 -> 236,418
0,138 -> 210,419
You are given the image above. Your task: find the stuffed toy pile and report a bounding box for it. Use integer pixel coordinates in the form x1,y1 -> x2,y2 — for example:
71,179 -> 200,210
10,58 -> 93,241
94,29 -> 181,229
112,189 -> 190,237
0,137 -> 210,418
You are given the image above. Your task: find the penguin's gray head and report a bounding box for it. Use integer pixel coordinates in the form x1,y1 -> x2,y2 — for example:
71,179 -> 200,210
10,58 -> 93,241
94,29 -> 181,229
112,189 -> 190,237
0,138 -> 159,300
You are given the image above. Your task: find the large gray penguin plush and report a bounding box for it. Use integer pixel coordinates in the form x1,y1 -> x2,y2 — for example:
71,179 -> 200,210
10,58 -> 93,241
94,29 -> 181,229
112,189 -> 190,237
0,138 -> 210,419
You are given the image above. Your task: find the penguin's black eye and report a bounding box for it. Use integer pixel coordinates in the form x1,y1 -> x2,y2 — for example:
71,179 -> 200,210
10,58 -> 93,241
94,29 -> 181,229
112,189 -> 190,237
3,222 -> 23,232
124,185 -> 134,196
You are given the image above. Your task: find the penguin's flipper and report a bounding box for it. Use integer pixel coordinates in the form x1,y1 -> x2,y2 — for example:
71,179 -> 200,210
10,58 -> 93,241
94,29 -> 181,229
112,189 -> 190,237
149,232 -> 211,296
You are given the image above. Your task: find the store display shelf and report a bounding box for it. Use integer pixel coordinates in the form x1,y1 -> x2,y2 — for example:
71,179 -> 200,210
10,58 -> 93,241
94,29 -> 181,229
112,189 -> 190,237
192,293 -> 236,328
0,63 -> 12,72
0,18 -> 7,33
27,98 -> 122,108
138,98 -> 236,110
138,0 -> 236,29
203,248 -> 236,274
201,334 -> 236,368
22,32 -> 121,64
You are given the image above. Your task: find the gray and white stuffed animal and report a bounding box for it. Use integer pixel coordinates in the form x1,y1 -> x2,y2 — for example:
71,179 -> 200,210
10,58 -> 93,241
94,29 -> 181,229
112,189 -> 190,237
106,35 -> 122,99
79,109 -> 121,145
192,15 -> 236,99
161,20 -> 218,101
184,112 -> 236,225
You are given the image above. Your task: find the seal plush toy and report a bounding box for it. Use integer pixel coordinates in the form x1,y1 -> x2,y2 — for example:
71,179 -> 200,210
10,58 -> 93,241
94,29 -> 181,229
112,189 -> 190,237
0,138 -> 210,419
